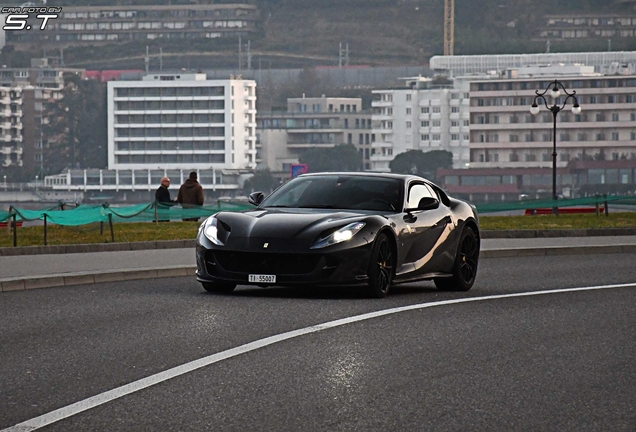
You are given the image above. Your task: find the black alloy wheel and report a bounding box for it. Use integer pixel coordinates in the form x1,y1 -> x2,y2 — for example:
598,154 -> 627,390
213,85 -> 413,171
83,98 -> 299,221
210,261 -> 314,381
434,226 -> 479,292
202,281 -> 237,293
367,233 -> 394,298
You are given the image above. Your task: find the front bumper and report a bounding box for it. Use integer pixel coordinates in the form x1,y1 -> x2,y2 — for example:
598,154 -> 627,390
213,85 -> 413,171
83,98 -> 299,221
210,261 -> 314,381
195,238 -> 373,287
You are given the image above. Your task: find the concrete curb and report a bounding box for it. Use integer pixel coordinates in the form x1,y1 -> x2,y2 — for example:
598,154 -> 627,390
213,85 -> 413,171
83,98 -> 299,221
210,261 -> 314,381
0,265 -> 196,292
0,240 -> 196,256
2,244 -> 636,292
481,228 -> 636,238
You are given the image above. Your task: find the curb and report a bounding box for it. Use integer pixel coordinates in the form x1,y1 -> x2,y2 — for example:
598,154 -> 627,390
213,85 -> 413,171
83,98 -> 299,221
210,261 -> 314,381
2,244 -> 636,293
0,265 -> 196,292
481,228 -> 636,239
0,240 -> 196,257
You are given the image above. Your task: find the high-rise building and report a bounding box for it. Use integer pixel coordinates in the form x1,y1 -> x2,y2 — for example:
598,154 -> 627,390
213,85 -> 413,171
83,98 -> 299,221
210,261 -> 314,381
370,77 -> 471,171
107,74 -> 257,171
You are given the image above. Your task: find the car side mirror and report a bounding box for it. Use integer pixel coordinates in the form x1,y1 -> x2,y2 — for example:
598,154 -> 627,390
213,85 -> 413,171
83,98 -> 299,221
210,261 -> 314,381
248,191 -> 264,206
418,197 -> 439,210
406,197 -> 439,212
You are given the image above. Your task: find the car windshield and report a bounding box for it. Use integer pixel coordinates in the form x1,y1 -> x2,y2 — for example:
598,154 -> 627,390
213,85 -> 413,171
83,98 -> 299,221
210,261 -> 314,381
261,175 -> 404,212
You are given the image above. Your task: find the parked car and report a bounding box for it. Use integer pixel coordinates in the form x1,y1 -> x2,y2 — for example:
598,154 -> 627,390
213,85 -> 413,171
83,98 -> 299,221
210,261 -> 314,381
195,172 -> 480,298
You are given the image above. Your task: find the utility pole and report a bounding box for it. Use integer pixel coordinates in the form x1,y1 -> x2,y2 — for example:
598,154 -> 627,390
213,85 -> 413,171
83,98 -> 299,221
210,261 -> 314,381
247,40 -> 252,70
238,35 -> 242,71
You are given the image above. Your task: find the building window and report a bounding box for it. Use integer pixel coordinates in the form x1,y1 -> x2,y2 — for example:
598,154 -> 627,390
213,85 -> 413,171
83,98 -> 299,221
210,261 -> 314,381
432,107 -> 441,113
406,121 -> 412,128
421,121 -> 429,127
612,132 -> 619,140
406,94 -> 412,101
421,134 -> 429,140
421,107 -> 429,114
406,107 -> 411,115
432,120 -> 441,127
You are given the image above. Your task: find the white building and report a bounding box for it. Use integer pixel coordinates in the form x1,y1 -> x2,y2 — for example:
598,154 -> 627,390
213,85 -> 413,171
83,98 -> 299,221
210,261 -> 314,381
370,77 -> 471,171
0,86 -> 23,168
107,74 -> 257,171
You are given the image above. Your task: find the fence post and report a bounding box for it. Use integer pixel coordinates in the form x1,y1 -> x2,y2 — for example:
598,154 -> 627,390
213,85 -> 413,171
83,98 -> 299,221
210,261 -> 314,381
108,214 -> 115,243
12,213 -> 17,247
44,214 -> 48,246
604,198 -> 609,217
595,201 -> 600,216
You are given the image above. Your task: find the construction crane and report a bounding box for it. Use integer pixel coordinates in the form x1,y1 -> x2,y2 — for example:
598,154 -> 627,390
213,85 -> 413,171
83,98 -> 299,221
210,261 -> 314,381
443,0 -> 455,56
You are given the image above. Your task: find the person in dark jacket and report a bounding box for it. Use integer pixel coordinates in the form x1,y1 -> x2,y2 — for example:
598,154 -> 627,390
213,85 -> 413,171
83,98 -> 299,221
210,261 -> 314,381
155,177 -> 174,203
155,177 -> 175,222
177,171 -> 204,221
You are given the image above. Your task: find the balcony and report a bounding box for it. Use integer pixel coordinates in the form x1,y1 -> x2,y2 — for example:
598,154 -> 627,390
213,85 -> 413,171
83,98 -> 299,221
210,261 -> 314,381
287,142 -> 335,149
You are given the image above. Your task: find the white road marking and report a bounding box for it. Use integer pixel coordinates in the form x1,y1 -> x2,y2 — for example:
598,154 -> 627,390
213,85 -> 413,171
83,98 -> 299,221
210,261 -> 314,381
4,282 -> 636,431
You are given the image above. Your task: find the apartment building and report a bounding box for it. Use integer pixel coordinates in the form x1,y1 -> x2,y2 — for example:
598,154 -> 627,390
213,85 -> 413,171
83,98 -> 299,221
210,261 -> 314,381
467,66 -> 636,169
5,4 -> 258,48
107,74 -> 257,171
257,96 -> 374,173
0,87 -> 23,168
432,65 -> 636,201
0,59 -> 85,173
539,14 -> 636,41
370,77 -> 471,172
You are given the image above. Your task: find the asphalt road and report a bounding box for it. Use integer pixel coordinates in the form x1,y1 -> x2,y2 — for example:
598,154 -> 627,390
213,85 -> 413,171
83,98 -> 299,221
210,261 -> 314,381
1,253 -> 636,431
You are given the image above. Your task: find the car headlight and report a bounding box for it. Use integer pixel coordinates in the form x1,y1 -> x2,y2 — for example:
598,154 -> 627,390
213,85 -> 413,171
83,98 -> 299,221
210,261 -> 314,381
202,216 -> 224,245
311,222 -> 366,249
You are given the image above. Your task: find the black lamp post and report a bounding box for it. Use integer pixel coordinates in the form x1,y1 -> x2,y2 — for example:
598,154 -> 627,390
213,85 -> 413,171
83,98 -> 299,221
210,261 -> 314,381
530,80 -> 581,215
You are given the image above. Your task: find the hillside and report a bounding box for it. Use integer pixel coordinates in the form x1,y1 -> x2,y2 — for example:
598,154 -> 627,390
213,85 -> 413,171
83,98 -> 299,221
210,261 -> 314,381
3,0 -> 636,70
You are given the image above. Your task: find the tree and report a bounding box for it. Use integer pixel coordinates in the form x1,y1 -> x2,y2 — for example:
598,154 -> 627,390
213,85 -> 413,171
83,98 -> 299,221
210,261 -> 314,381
299,143 -> 362,173
44,73 -> 107,174
389,149 -> 453,180
243,169 -> 277,193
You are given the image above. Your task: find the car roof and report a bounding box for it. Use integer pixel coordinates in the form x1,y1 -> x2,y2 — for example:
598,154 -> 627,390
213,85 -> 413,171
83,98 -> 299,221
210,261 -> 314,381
298,172 -> 427,183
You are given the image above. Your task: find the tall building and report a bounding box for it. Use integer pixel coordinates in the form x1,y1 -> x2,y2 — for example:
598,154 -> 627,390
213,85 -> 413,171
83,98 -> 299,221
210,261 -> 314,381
467,65 -> 636,169
4,4 -> 258,48
0,87 -> 22,168
258,96 -> 374,173
0,59 -> 85,174
370,77 -> 471,171
107,74 -> 257,171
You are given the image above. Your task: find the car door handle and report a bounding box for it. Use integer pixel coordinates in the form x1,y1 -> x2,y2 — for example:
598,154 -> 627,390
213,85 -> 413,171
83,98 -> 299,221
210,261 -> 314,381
434,216 -> 452,227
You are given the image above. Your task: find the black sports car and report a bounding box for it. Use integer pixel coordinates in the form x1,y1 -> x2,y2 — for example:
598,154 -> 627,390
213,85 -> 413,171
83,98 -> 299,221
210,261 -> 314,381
195,172 -> 479,298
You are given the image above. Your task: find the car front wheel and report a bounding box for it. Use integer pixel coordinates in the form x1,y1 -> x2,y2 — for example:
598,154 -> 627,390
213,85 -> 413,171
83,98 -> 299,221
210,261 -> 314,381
367,233 -> 394,298
434,226 -> 479,292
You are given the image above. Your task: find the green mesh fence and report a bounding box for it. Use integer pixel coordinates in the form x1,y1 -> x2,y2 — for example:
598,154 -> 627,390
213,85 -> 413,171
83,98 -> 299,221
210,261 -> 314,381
476,195 -> 636,213
4,201 -> 253,226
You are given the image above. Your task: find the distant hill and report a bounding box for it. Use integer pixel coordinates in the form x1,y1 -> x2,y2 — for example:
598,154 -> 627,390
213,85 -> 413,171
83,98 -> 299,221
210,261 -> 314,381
3,0 -> 636,70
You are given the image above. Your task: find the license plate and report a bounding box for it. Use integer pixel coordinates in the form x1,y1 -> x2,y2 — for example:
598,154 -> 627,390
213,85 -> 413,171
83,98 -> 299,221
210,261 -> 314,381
248,274 -> 276,283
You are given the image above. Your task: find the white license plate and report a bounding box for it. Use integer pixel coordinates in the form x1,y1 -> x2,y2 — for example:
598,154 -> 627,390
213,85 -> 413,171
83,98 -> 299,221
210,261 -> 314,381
248,274 -> 276,283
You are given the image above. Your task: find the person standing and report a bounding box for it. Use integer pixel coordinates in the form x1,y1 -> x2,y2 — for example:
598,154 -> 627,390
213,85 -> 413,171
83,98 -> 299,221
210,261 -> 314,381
177,171 -> 204,221
155,177 -> 174,204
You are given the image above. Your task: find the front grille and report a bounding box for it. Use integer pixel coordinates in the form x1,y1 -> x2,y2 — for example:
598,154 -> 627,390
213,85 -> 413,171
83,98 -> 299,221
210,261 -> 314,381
210,251 -> 323,275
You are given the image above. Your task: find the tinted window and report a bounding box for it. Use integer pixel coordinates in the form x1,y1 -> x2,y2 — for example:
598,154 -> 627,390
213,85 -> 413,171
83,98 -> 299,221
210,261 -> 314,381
262,175 -> 404,212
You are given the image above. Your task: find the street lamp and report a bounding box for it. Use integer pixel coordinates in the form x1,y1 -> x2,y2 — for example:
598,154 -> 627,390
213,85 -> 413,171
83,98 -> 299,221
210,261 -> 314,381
530,79 -> 581,215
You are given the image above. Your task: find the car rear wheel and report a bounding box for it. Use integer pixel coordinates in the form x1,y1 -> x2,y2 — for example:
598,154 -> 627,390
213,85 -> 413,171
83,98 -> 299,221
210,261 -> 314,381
202,281 -> 237,293
367,233 -> 394,298
434,226 -> 479,292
